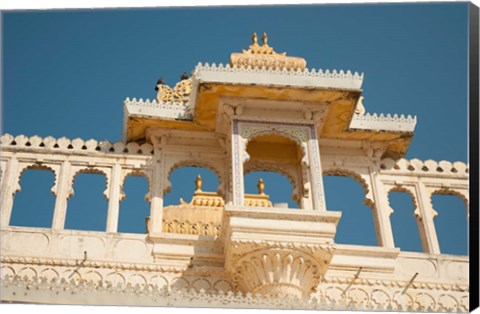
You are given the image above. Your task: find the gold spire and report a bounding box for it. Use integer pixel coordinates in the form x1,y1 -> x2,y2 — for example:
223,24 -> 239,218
230,32 -> 306,71
252,32 -> 258,45
262,32 -> 268,46
257,178 -> 265,195
195,174 -> 203,192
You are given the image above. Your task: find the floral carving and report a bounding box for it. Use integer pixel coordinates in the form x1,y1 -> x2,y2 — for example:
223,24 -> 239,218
229,33 -> 306,71
162,219 -> 221,237
155,78 -> 192,104
232,250 -> 321,298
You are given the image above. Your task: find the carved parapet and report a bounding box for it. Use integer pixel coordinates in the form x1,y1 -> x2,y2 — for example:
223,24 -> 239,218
222,205 -> 340,298
0,133 -> 154,156
244,194 -> 272,207
349,112 -> 417,133
124,97 -> 192,121
182,191 -> 225,207
160,189 -> 225,237
162,219 -> 221,237
192,63 -> 364,90
379,158 -> 468,177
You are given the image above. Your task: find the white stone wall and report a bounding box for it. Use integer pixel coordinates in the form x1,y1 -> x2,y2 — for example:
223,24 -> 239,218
0,133 -> 469,311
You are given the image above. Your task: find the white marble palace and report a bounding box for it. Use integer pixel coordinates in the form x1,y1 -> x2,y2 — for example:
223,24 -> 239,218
0,33 -> 469,311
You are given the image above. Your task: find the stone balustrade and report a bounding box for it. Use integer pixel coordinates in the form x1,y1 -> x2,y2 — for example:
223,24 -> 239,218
0,133 -> 468,254
0,133 -> 469,309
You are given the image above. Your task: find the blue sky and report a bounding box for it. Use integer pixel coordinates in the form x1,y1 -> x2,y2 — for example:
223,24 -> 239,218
3,3 -> 469,255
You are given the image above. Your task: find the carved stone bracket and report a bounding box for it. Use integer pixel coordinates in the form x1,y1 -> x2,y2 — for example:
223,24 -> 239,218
222,205 -> 340,298
230,244 -> 329,298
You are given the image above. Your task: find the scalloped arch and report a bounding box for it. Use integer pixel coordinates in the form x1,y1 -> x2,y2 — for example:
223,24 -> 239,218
322,168 -> 372,207
71,167 -> 110,199
166,160 -> 224,196
387,185 -> 418,210
245,129 -> 307,161
431,187 -> 469,212
16,163 -> 58,195
121,170 -> 151,202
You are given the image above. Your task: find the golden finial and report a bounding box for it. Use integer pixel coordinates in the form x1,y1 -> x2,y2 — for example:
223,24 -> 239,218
252,32 -> 258,45
195,174 -> 203,192
257,178 -> 265,195
231,32 -> 305,70
262,32 -> 268,46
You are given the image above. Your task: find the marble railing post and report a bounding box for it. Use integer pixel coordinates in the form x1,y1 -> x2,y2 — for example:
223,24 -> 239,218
414,181 -> 441,254
51,161 -> 73,230
0,156 -> 19,227
106,163 -> 122,233
370,173 -> 395,248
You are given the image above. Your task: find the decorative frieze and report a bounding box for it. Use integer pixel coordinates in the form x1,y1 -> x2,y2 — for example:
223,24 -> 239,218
350,113 -> 417,133
0,133 -> 154,156
124,97 -> 192,121
0,270 -> 468,311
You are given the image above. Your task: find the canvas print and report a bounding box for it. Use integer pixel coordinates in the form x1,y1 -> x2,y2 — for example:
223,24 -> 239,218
0,2 -> 474,312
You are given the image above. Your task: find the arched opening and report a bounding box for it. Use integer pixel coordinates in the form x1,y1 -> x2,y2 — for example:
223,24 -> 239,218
64,171 -> 108,232
244,133 -> 303,208
431,193 -> 468,255
389,190 -> 423,253
10,168 -> 55,228
118,174 -> 150,234
323,174 -> 377,246
244,171 -> 298,208
164,166 -> 220,206
162,166 -> 222,236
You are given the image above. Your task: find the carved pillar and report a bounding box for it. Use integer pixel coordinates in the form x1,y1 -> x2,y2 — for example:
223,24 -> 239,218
105,163 -> 122,233
51,160 -> 73,230
307,127 -> 326,211
414,181 -> 440,254
369,173 -> 395,248
149,144 -> 165,234
0,156 -> 19,227
231,120 -> 245,206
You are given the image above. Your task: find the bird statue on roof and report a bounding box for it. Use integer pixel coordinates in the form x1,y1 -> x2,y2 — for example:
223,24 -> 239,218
154,78 -> 165,91
180,72 -> 189,80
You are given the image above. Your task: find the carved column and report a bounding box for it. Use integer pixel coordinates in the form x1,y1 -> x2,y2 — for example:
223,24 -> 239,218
149,142 -> 165,234
105,163 -> 122,233
0,156 -> 19,227
414,181 -> 440,254
231,120 -> 245,206
369,173 -> 395,248
51,160 -> 73,230
307,127 -> 326,211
